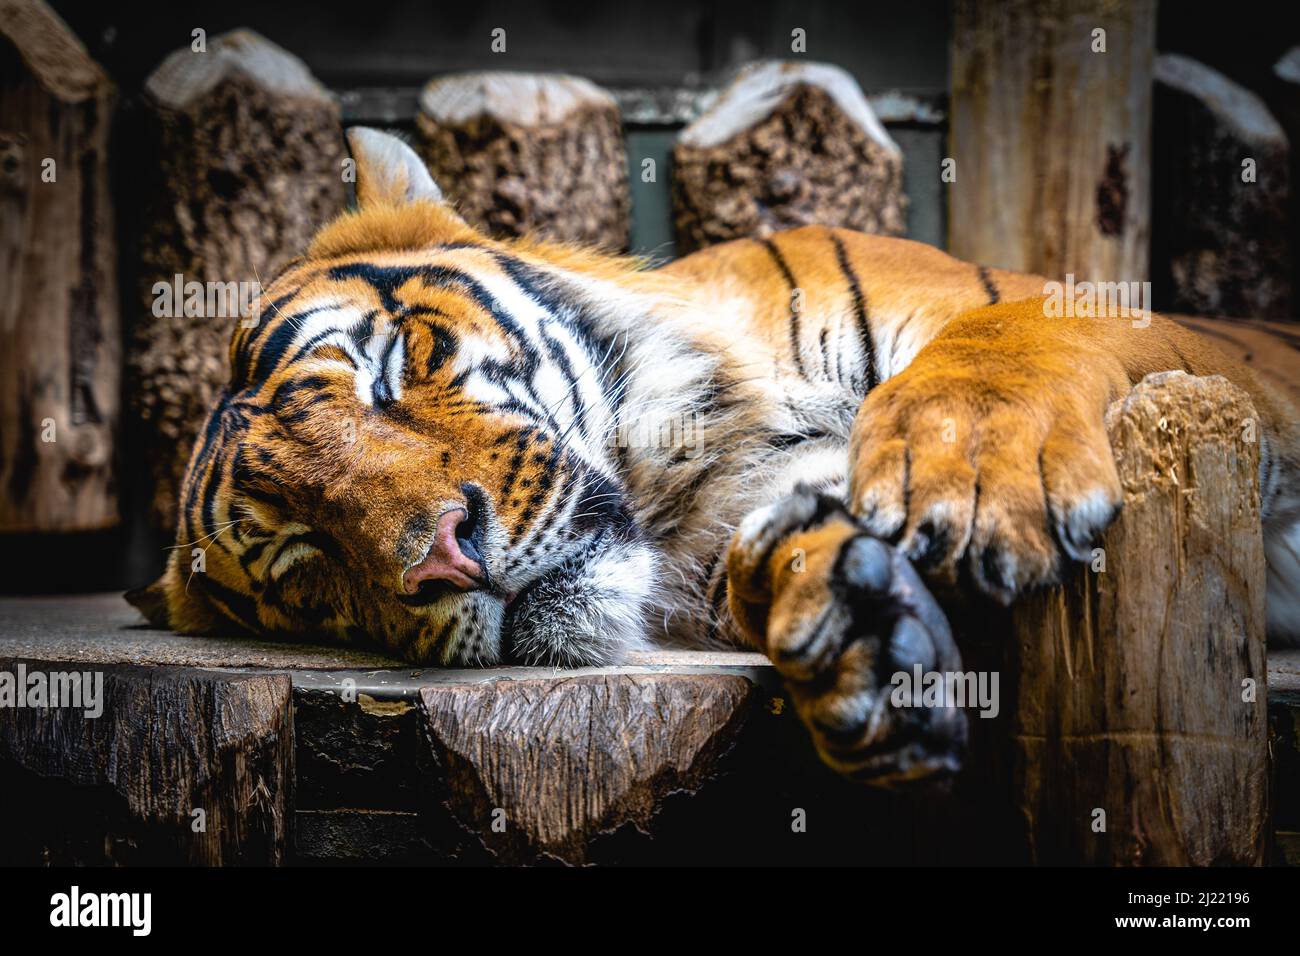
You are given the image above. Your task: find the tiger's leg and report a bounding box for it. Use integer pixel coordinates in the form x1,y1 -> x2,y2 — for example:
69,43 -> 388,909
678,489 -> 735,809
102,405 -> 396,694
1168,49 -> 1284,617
726,485 -> 967,785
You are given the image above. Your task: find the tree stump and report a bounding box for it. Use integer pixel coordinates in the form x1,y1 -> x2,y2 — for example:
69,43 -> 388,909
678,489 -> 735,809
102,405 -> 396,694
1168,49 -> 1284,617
1009,372 -> 1268,865
417,673 -> 754,864
1152,54 -> 1292,320
0,660 -> 293,865
949,0 -> 1155,284
415,72 -> 629,250
671,60 -> 906,255
0,0 -> 118,532
130,29 -> 345,531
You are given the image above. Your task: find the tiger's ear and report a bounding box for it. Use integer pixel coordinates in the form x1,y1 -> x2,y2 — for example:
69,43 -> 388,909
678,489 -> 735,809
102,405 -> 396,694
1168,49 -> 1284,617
346,127 -> 444,207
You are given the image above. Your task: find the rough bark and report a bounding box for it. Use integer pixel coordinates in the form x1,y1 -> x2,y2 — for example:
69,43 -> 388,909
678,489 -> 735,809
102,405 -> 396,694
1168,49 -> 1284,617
949,0 -> 1155,283
130,29 -> 345,531
1153,53 -> 1291,319
0,600 -> 1284,865
415,72 -> 629,250
1009,371 -> 1268,865
671,60 -> 905,254
0,659 -> 293,865
0,0 -> 118,531
417,673 -> 754,864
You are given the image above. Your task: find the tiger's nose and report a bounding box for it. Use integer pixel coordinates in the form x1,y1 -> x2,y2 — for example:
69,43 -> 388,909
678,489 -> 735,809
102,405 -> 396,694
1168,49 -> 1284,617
402,508 -> 484,593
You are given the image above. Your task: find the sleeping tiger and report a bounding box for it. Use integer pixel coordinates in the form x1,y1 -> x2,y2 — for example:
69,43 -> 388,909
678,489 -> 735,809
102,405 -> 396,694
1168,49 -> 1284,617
128,128 -> 1300,786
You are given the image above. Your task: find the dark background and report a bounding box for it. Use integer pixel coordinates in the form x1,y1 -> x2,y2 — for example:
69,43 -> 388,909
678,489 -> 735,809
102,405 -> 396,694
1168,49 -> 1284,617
52,0 -> 953,92
43,0 -> 1294,95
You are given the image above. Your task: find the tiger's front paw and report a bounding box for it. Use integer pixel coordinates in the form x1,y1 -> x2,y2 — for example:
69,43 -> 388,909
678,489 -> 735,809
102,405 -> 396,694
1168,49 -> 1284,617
728,489 -> 967,786
849,351 -> 1123,604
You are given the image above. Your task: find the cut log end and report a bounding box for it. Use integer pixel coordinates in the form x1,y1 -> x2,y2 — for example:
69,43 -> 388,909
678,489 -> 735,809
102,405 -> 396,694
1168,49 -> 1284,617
417,673 -> 754,864
1156,54 -> 1286,149
418,71 -> 617,127
144,28 -> 334,112
671,59 -> 906,253
679,60 -> 898,153
0,0 -> 108,101
1276,46 -> 1300,85
414,71 -> 629,250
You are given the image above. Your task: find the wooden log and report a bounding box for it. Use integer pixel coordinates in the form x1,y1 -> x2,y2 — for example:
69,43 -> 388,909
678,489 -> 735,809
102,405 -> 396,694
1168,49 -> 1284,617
0,592 -> 1291,864
417,673 -> 754,864
1009,371 -> 1268,865
0,0 -> 119,532
671,60 -> 906,254
1152,54 -> 1292,320
415,72 -> 629,250
130,29 -> 346,531
949,0 -> 1155,283
0,659 -> 293,865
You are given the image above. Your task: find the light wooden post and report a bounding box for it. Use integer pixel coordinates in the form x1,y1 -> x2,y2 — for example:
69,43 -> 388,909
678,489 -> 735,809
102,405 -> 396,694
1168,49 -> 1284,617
1009,372 -> 1268,865
130,29 -> 345,531
0,0 -> 119,531
415,72 -> 630,251
949,0 -> 1156,283
672,60 -> 906,254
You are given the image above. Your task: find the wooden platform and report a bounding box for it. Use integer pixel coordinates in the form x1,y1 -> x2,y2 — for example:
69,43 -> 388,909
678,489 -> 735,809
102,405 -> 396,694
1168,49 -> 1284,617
1,592 -> 1298,865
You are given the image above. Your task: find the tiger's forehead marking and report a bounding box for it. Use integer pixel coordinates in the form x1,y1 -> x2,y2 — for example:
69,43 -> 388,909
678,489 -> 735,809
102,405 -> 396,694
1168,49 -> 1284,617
238,247 -> 620,475
263,301 -> 398,408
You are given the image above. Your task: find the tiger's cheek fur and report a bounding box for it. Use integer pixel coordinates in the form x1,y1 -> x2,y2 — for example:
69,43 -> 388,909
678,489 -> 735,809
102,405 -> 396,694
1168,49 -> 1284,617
506,537 -> 658,667
405,593 -> 507,665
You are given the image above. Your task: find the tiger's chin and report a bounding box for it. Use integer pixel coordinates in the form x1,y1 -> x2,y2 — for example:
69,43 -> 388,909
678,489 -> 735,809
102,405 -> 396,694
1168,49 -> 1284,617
501,535 -> 658,668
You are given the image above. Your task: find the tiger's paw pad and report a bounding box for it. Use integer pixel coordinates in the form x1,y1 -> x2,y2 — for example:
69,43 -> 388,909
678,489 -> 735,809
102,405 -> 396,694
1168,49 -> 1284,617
738,488 -> 968,787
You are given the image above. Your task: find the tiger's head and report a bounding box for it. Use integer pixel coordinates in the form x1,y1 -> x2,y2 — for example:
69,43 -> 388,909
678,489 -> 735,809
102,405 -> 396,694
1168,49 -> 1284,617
128,128 -> 666,666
